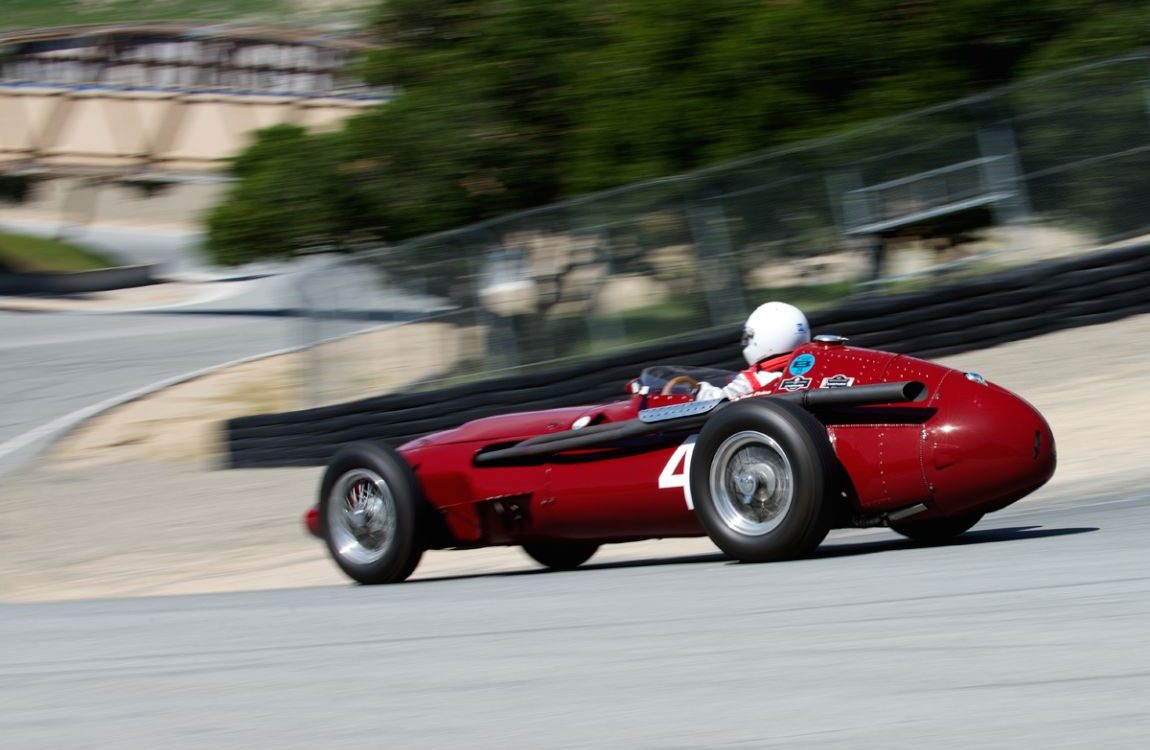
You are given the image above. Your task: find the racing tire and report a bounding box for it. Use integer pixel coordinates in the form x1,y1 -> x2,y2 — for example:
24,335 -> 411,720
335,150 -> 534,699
318,442 -> 425,584
890,512 -> 983,543
691,398 -> 838,563
522,541 -> 600,570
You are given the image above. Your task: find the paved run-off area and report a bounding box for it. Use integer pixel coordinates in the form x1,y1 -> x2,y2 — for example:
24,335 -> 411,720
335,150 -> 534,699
1,313 -> 1149,602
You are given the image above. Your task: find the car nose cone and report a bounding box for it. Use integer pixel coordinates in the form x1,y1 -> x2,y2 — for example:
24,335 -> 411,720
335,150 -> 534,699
925,371 -> 1056,515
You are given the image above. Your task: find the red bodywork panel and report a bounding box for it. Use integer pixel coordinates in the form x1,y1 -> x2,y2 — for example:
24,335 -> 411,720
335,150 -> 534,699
305,341 -> 1056,544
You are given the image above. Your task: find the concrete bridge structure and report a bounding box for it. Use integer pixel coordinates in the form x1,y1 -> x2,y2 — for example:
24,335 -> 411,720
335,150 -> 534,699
0,23 -> 386,179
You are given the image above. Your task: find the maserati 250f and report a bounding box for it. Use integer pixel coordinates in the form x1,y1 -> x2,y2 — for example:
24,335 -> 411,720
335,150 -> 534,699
304,336 -> 1056,584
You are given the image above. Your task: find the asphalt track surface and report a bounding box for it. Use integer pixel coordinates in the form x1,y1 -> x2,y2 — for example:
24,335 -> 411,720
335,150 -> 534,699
0,260 -> 439,473
0,308 -> 300,471
3,487 -> 1148,749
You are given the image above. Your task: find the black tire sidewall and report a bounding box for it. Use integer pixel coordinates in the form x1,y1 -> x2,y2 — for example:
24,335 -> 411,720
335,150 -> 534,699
890,512 -> 983,543
691,399 -> 835,562
318,442 -> 424,584
522,541 -> 600,570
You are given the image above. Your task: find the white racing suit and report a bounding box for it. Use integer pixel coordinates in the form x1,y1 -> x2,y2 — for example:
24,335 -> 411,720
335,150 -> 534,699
694,354 -> 792,401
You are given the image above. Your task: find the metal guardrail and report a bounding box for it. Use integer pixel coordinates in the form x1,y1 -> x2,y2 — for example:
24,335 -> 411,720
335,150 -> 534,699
0,263 -> 158,294
295,51 -> 1150,407
843,157 -> 1015,235
232,241 -> 1150,467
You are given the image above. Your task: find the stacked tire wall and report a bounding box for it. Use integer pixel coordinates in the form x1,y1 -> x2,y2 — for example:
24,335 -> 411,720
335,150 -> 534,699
227,242 -> 1150,468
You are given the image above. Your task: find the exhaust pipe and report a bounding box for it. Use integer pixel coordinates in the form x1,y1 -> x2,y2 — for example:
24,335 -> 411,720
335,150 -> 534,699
477,380 -> 929,465
775,380 -> 928,409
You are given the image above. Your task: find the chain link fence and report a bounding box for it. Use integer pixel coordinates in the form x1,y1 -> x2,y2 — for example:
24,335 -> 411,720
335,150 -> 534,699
297,52 -> 1150,406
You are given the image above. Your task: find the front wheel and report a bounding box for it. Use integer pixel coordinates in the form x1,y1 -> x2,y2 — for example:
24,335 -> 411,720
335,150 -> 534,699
890,512 -> 983,543
318,442 -> 425,584
522,541 -> 600,570
690,398 -> 838,563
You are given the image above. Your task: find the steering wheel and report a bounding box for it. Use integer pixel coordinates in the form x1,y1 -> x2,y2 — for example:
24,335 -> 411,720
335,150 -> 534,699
661,374 -> 700,395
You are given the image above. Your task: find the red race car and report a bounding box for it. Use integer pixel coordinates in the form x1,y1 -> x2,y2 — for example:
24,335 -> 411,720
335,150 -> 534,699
304,335 -> 1056,584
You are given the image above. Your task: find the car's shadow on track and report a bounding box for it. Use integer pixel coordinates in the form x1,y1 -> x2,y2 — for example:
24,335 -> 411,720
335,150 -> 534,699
812,524 -> 1098,560
413,552 -> 731,585
407,525 -> 1098,586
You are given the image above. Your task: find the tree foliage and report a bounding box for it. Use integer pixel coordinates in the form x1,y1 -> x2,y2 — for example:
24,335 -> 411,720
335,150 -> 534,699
206,0 -> 1150,264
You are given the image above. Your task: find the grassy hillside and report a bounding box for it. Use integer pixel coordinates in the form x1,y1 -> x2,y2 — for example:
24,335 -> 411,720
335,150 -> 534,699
1,0 -> 369,30
0,231 -> 116,273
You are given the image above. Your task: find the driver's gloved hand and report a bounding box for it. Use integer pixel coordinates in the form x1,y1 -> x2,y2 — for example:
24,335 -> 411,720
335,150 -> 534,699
695,381 -> 726,401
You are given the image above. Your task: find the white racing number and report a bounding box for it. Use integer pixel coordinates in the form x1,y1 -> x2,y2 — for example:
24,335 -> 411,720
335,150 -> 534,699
658,435 -> 698,509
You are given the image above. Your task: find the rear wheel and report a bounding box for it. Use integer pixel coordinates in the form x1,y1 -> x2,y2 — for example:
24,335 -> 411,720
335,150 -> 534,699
319,442 -> 425,584
691,399 -> 838,563
891,512 -> 983,543
522,541 -> 600,570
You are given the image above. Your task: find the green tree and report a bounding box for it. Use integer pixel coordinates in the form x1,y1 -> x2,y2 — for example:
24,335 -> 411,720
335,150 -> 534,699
206,125 -> 366,265
349,0 -> 594,232
205,0 -> 1150,265
564,0 -> 1104,192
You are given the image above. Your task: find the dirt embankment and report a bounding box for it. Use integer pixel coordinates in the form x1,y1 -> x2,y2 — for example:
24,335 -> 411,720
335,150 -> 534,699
46,319 -> 482,469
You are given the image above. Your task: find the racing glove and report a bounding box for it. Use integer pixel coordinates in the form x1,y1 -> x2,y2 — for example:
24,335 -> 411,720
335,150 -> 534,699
695,370 -> 782,401
694,381 -> 729,401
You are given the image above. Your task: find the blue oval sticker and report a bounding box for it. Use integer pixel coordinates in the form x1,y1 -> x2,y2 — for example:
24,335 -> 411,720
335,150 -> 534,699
789,353 -> 816,376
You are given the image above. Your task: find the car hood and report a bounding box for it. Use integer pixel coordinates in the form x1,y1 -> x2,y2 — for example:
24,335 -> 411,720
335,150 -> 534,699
400,405 -> 596,450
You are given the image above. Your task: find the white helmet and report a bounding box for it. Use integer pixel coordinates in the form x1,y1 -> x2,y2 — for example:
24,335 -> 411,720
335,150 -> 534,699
741,302 -> 810,366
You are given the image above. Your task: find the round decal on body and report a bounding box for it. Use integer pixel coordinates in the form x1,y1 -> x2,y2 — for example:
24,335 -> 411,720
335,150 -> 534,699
788,353 -> 816,376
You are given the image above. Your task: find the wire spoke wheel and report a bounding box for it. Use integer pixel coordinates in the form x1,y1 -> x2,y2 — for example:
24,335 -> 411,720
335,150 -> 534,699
318,442 -> 425,584
709,431 -> 795,536
691,398 -> 836,563
328,469 -> 398,565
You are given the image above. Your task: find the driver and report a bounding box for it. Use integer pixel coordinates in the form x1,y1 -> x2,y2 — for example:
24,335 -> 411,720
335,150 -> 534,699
695,301 -> 811,401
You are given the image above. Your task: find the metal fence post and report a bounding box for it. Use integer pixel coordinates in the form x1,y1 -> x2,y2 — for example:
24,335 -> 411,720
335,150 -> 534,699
972,98 -> 1032,237
586,227 -> 627,352
686,189 -> 746,326
1141,53 -> 1150,134
291,257 -> 324,409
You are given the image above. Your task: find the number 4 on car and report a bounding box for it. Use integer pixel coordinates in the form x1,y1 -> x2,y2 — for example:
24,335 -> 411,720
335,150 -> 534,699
658,436 -> 696,509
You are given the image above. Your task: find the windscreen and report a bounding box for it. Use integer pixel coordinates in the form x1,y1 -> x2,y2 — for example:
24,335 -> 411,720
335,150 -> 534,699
639,365 -> 739,396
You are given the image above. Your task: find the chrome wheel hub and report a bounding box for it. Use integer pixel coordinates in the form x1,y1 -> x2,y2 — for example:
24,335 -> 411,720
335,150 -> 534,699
328,468 -> 397,565
735,465 -> 779,505
709,431 -> 794,536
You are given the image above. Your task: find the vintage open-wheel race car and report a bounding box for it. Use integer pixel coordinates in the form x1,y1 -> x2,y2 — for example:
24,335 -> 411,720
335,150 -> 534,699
303,335 -> 1057,584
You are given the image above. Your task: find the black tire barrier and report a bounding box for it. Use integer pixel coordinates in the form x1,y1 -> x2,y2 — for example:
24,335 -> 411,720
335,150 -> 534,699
0,264 -> 159,294
226,241 -> 1150,468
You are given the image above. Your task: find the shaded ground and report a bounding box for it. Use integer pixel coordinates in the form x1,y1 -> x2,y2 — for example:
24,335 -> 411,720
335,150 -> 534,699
0,281 -> 220,312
